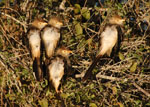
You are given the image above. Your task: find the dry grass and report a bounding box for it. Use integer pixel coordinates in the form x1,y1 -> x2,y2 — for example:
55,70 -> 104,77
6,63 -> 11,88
0,0 -> 150,106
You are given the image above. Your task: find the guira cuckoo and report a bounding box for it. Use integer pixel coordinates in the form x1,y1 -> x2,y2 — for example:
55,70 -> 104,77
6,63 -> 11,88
41,17 -> 63,59
83,15 -> 125,81
47,47 -> 72,93
27,19 -> 47,81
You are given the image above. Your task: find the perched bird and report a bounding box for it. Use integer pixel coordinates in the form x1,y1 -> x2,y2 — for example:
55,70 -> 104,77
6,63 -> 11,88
41,17 -> 63,59
47,47 -> 72,93
83,15 -> 125,81
27,19 -> 47,81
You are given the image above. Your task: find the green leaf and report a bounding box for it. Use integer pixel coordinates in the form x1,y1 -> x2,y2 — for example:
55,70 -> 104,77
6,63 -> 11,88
75,23 -> 83,35
38,98 -> 48,107
89,83 -> 94,89
5,94 -> 16,101
117,4 -> 123,9
117,102 -> 124,107
69,92 -> 75,97
89,103 -> 97,107
74,4 -> 81,9
74,4 -> 81,14
87,37 -> 93,46
146,102 -> 150,106
81,8 -> 90,20
118,52 -> 124,60
130,62 -> 137,72
90,94 -> 95,99
99,85 -> 103,92
46,88 -> 50,96
41,79 -> 48,88
134,100 -> 142,106
112,86 -> 117,95
73,20 -> 78,25
76,94 -> 80,103
60,93 -> 68,99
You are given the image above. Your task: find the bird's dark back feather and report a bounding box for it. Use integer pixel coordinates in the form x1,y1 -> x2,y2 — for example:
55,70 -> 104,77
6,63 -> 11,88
33,58 -> 43,81
82,55 -> 101,81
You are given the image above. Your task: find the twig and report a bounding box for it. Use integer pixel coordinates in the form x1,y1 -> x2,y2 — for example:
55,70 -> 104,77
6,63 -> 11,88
0,24 -> 14,49
98,0 -> 103,7
0,7 -> 23,20
20,0 -> 29,12
86,27 -> 99,34
100,57 -> 134,72
96,74 -> 121,81
0,89 -> 3,106
99,8 -> 108,12
133,82 -> 150,98
83,0 -> 87,7
0,54 -> 22,93
0,12 -> 27,32
75,56 -> 134,79
96,74 -> 150,98
9,53 -> 29,60
59,0 -> 66,10
75,72 -> 85,78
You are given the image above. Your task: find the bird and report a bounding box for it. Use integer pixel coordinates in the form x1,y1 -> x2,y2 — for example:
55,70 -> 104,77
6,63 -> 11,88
82,15 -> 125,81
46,47 -> 72,93
41,16 -> 63,59
27,19 -> 47,81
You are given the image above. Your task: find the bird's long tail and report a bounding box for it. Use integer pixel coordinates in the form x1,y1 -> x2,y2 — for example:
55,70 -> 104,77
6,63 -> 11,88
82,55 -> 101,81
33,57 -> 43,81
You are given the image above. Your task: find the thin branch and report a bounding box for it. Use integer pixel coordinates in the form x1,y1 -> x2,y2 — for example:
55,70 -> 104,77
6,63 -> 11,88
0,12 -> 27,32
96,73 -> 150,98
133,82 -> 150,98
0,54 -> 22,93
75,72 -> 85,78
59,0 -> 66,10
96,74 -> 124,81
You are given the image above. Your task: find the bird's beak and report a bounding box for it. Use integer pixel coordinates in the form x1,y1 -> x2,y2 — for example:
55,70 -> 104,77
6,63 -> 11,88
59,22 -> 63,27
68,50 -> 73,54
123,18 -> 126,22
120,18 -> 126,25
43,22 -> 48,26
67,50 -> 73,57
124,17 -> 129,25
121,17 -> 126,22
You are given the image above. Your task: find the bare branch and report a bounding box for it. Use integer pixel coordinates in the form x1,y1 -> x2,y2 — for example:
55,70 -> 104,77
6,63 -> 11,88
133,82 -> 150,98
0,12 -> 27,32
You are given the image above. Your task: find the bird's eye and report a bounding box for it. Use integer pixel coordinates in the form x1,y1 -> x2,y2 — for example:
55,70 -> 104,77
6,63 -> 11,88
61,50 -> 64,53
63,50 -> 66,53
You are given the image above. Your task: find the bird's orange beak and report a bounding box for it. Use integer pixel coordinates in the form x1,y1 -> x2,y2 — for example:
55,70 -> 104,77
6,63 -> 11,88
67,50 -> 73,54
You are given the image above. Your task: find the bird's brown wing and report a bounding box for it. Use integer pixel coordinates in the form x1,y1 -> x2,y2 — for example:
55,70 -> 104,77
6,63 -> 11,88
112,26 -> 123,57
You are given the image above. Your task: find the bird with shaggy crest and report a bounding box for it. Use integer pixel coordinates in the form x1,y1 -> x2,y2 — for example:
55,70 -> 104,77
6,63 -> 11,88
41,17 -> 63,59
27,19 -> 47,81
83,15 -> 125,81
47,47 -> 72,93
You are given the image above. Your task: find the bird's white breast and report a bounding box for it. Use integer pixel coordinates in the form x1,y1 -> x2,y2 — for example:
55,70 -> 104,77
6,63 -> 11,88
42,27 -> 60,57
28,30 -> 41,58
48,57 -> 64,87
29,31 -> 41,46
42,27 -> 60,41
99,25 -> 118,56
